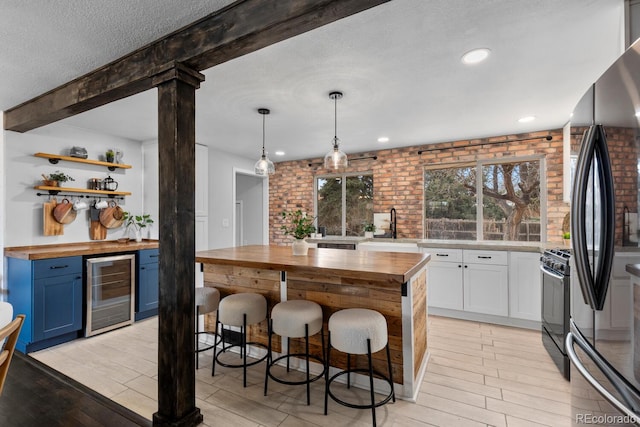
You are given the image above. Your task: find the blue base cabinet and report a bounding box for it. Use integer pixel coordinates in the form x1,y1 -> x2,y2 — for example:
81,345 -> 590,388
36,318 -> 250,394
7,256 -> 83,353
136,249 -> 159,320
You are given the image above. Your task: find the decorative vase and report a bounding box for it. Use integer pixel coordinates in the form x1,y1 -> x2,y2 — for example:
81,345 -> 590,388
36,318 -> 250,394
135,229 -> 143,243
291,238 -> 309,256
364,231 -> 374,239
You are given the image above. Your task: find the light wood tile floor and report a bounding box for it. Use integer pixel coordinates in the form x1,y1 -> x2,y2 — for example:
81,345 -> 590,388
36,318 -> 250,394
31,315 -> 571,426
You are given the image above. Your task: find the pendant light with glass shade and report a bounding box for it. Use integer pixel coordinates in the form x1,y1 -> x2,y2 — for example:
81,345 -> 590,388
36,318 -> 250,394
324,91 -> 348,169
254,108 -> 275,175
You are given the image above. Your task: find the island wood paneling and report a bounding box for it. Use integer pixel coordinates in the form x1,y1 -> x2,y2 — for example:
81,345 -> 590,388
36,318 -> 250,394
412,269 -> 427,378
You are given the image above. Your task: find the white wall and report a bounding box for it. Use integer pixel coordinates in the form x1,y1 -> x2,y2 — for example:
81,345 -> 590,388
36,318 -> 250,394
4,123 -> 144,246
1,112 -> 5,297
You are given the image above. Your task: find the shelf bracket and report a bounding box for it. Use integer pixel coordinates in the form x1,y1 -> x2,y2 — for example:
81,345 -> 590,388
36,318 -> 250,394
107,166 -> 116,171
47,158 -> 60,165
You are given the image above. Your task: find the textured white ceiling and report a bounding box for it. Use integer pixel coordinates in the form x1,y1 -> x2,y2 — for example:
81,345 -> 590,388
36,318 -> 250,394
1,0 -> 627,162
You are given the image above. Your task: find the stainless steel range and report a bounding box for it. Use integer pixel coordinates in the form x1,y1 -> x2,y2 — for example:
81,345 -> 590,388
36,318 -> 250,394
540,248 -> 571,380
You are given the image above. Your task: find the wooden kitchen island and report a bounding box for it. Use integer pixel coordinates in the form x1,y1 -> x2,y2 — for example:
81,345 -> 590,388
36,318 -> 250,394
195,245 -> 430,401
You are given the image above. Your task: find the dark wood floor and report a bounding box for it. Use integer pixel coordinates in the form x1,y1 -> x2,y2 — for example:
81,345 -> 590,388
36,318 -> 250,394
0,352 -> 151,427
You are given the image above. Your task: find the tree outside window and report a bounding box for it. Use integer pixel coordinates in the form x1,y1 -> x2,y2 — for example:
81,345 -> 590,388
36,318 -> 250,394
424,158 -> 542,242
316,174 -> 373,236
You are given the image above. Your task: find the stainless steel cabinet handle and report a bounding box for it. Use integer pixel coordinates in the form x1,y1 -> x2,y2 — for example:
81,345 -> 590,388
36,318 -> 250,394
478,256 -> 491,259
566,322 -> 640,424
150,254 -> 159,258
435,253 -> 449,257
49,265 -> 68,269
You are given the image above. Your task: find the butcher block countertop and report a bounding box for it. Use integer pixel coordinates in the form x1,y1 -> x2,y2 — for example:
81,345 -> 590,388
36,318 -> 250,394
196,244 -> 430,284
4,240 -> 159,260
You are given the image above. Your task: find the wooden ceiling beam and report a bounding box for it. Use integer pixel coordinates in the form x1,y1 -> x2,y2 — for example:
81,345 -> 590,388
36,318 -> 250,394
3,0 -> 390,133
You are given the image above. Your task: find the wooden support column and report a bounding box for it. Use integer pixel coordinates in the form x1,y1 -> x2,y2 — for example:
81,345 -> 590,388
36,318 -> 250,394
152,62 -> 205,427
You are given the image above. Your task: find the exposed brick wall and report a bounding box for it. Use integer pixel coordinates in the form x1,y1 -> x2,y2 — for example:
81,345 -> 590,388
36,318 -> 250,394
270,129 -> 569,245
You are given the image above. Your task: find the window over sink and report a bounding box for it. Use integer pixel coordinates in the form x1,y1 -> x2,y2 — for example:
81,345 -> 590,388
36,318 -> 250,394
315,173 -> 373,237
424,156 -> 545,242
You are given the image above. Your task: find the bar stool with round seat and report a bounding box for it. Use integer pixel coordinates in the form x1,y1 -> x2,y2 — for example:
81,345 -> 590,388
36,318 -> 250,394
212,292 -> 268,387
195,286 -> 220,369
324,308 -> 395,427
264,299 -> 325,405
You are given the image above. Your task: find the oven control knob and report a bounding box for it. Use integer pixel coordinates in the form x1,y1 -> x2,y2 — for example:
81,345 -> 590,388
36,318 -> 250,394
554,263 -> 564,272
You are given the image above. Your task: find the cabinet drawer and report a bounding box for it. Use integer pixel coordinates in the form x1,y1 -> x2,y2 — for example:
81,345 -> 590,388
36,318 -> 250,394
463,250 -> 507,265
424,248 -> 462,263
139,249 -> 159,264
33,256 -> 82,279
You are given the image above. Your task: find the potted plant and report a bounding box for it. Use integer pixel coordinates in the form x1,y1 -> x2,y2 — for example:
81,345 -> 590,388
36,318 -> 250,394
281,209 -> 315,255
123,212 -> 154,242
41,171 -> 75,187
364,223 -> 376,239
105,149 -> 115,163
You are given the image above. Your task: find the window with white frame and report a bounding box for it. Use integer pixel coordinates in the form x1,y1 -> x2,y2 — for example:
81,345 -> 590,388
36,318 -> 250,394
316,173 -> 373,237
424,157 -> 544,241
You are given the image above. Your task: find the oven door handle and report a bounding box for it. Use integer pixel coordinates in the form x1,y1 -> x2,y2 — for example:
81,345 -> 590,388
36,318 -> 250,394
539,265 -> 565,281
566,321 -> 640,424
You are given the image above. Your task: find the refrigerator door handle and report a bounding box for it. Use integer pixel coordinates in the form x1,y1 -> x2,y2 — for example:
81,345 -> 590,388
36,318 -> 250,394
571,124 -> 616,310
567,322 -> 640,424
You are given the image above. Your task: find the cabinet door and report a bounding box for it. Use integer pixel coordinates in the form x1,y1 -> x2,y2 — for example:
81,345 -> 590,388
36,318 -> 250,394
138,261 -> 159,312
33,273 -> 82,341
463,263 -> 509,316
508,252 -> 541,321
428,261 -> 463,310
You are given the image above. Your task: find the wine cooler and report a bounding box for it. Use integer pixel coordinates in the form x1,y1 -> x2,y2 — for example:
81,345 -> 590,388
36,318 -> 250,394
86,254 -> 135,337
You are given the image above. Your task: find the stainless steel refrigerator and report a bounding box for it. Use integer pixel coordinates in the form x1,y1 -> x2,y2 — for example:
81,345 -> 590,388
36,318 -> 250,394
567,40 -> 640,425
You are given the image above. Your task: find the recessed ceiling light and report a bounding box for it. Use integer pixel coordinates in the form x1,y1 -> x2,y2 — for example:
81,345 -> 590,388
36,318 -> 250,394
518,115 -> 536,123
274,151 -> 285,156
377,137 -> 389,143
461,48 -> 491,65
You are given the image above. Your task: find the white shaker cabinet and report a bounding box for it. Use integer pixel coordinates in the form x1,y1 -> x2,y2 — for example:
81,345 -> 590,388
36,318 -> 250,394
427,249 -> 464,310
462,250 -> 509,316
508,251 -> 541,321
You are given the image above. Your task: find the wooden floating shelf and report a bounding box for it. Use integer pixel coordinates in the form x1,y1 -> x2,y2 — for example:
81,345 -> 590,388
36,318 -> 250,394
34,186 -> 132,197
34,152 -> 132,170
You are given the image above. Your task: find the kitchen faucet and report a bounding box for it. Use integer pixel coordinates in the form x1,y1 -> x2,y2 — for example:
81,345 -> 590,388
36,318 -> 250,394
390,207 -> 397,239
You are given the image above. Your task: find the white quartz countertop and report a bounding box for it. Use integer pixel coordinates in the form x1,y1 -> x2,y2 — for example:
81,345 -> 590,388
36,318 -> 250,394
305,237 -> 562,253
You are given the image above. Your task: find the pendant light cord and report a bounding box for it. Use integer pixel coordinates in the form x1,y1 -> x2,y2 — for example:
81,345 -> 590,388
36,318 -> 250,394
334,94 -> 338,146
262,112 -> 266,156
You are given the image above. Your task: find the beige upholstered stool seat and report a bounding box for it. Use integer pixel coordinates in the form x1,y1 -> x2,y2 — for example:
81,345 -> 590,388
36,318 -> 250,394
195,287 -> 221,369
218,293 -> 266,326
196,287 -> 220,315
325,308 -> 395,427
265,299 -> 325,405
213,292 -> 268,387
272,300 -> 323,338
328,308 -> 388,354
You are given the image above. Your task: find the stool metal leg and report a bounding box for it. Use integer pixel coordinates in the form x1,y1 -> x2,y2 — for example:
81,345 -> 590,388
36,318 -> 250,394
386,343 -> 396,402
347,353 -> 351,389
242,313 -> 247,388
324,331 -> 331,415
196,306 -> 200,369
305,323 -> 310,405
286,339 -> 291,372
367,339 -> 377,427
264,318 -> 273,396
211,313 -> 220,377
